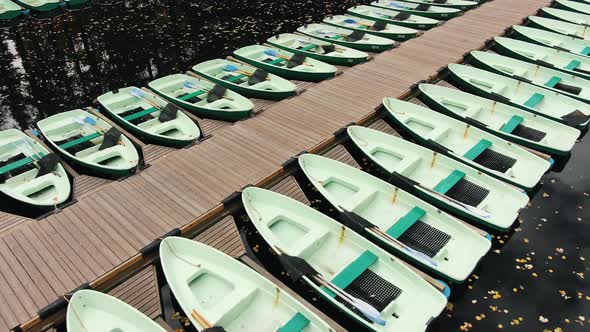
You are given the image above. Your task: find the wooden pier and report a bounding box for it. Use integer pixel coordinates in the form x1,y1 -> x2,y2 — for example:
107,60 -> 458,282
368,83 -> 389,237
0,0 -> 554,330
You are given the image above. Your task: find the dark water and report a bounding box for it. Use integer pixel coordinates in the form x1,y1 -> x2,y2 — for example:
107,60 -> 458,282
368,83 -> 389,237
0,0 -> 365,130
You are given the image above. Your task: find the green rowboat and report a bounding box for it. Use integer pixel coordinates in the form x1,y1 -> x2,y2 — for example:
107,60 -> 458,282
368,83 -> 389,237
470,50 -> 590,104
242,187 -> 448,331
15,0 -> 61,11
298,154 -> 492,282
348,5 -> 440,30
493,37 -> 590,82
383,98 -> 551,189
160,237 -> 333,332
554,0 -> 590,15
297,23 -> 396,52
399,0 -> 477,11
419,83 -> 580,155
448,63 -> 590,129
148,74 -> 253,121
67,290 -> 166,332
511,25 -> 590,56
267,33 -> 369,66
0,0 -> 24,19
191,59 -> 296,100
97,86 -> 201,147
528,15 -> 590,40
323,14 -> 418,41
37,109 -> 139,177
370,0 -> 462,20
541,7 -> 590,26
233,45 -> 337,82
347,126 -> 529,231
0,129 -> 70,208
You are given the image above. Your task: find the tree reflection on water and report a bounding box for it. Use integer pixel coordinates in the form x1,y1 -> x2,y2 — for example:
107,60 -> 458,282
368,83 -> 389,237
0,0 -> 363,130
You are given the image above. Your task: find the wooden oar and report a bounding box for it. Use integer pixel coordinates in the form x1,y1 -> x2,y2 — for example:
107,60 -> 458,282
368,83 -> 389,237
191,309 -> 212,329
343,18 -> 375,27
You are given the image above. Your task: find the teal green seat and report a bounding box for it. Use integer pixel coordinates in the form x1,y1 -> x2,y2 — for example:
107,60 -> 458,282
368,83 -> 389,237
328,35 -> 343,40
277,312 -> 310,332
58,132 -> 102,150
544,76 -> 562,88
523,93 -> 544,109
433,170 -> 466,195
581,47 -> 590,56
226,74 -> 247,83
323,250 -> 378,298
123,107 -> 158,121
299,44 -> 317,51
178,90 -> 206,101
267,58 -> 285,65
386,207 -> 426,238
500,115 -> 524,134
463,139 -> 492,160
565,60 -> 581,71
0,152 -> 46,176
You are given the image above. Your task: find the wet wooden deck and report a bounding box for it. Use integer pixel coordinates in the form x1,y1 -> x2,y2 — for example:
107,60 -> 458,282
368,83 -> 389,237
0,0 -> 553,330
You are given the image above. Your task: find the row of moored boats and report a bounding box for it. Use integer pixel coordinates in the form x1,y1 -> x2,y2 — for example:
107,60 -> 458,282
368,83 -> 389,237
0,0 -> 486,209
14,0 -> 590,331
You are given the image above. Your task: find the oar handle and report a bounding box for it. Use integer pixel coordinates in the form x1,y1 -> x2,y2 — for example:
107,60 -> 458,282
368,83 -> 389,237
191,309 -> 212,328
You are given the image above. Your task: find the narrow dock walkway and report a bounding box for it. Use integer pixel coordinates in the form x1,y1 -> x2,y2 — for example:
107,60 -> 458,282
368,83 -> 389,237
0,0 -> 552,330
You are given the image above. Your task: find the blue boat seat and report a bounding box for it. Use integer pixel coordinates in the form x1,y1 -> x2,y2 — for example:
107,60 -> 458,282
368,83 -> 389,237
277,312 -> 310,332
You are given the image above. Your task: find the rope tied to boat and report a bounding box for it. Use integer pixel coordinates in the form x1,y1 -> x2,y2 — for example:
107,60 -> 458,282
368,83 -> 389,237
161,238 -> 202,268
